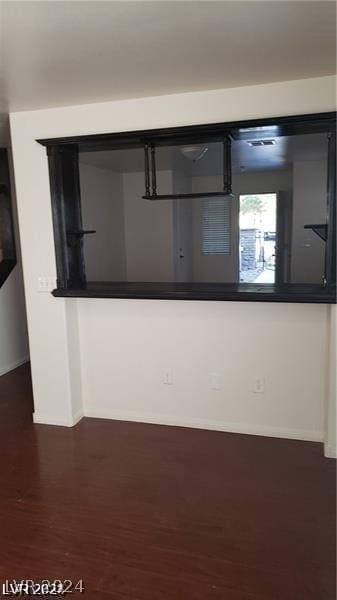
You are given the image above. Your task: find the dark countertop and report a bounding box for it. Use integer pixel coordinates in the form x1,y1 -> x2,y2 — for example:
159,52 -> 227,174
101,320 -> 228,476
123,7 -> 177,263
52,281 -> 337,304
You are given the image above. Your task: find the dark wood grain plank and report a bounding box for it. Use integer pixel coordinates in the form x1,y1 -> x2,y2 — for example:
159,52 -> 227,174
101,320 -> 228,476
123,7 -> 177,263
0,364 -> 335,599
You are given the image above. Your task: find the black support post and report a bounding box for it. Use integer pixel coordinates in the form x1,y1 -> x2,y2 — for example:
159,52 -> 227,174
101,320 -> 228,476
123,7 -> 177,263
326,132 -> 336,286
144,144 -> 150,197
150,144 -> 157,196
223,137 -> 232,196
47,144 -> 86,289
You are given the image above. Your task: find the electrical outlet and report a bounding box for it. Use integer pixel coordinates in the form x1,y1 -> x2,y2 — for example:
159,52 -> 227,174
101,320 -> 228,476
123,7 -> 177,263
210,372 -> 222,390
162,368 -> 173,385
253,377 -> 265,394
37,276 -> 56,292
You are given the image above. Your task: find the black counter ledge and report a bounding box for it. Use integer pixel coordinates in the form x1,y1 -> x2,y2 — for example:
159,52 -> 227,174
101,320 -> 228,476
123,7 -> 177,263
52,282 -> 337,304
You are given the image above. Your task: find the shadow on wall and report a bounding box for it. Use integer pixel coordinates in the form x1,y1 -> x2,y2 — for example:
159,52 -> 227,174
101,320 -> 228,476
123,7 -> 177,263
0,145 -> 29,376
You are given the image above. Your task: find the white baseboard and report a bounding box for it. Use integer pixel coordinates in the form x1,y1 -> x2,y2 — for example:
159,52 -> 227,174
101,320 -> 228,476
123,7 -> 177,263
33,409 -> 83,428
324,443 -> 337,459
84,408 -> 324,443
72,409 -> 84,426
0,355 -> 29,377
30,406 -> 326,445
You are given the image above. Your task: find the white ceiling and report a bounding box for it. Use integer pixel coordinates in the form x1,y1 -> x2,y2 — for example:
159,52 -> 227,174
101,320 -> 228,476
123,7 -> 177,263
1,1 -> 336,117
79,134 -> 328,175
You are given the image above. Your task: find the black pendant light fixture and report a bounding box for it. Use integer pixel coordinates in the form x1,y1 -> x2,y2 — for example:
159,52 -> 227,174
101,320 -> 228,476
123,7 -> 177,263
143,136 -> 233,200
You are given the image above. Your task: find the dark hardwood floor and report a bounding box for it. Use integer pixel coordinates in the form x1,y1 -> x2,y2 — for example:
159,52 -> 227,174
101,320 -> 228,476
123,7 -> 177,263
0,364 -> 335,599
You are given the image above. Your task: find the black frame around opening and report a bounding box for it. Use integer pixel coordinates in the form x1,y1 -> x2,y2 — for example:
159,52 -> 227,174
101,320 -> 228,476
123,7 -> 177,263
38,112 -> 337,303
0,149 -> 17,288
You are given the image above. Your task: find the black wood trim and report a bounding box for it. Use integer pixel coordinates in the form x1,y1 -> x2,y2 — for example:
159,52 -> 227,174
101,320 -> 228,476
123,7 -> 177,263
142,192 -> 234,200
223,137 -> 232,195
144,144 -> 150,197
52,282 -> 336,304
37,112 -> 336,152
47,145 -> 86,288
41,111 -> 336,300
326,132 -> 336,285
0,149 -> 17,288
150,144 -> 157,196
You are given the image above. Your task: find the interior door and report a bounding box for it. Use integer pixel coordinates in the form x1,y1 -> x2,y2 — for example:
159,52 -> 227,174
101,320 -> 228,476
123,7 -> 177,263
174,198 -> 193,282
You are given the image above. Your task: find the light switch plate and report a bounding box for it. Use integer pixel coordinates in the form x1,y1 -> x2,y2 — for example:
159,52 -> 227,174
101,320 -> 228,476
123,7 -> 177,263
37,276 -> 56,292
162,368 -> 173,385
253,377 -> 265,394
210,372 -> 222,390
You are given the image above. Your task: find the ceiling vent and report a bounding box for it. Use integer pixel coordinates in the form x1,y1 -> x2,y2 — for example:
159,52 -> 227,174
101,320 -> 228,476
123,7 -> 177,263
247,139 -> 276,147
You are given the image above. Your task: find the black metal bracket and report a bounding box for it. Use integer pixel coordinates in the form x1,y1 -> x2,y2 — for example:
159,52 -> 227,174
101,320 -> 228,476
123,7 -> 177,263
66,229 -> 96,248
143,137 -> 233,200
304,224 -> 328,242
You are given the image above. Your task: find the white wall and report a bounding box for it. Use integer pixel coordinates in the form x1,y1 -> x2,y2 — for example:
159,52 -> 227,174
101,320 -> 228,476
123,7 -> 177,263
123,170 -> 175,282
291,160 -> 327,284
80,299 -> 327,440
173,168 -> 193,282
80,166 -> 190,283
0,266 -> 29,375
9,75 -> 336,453
0,139 -> 29,376
232,169 -> 293,196
80,162 -> 126,281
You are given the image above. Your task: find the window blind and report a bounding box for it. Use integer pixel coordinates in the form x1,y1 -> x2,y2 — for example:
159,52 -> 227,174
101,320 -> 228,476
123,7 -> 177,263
201,197 -> 231,255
